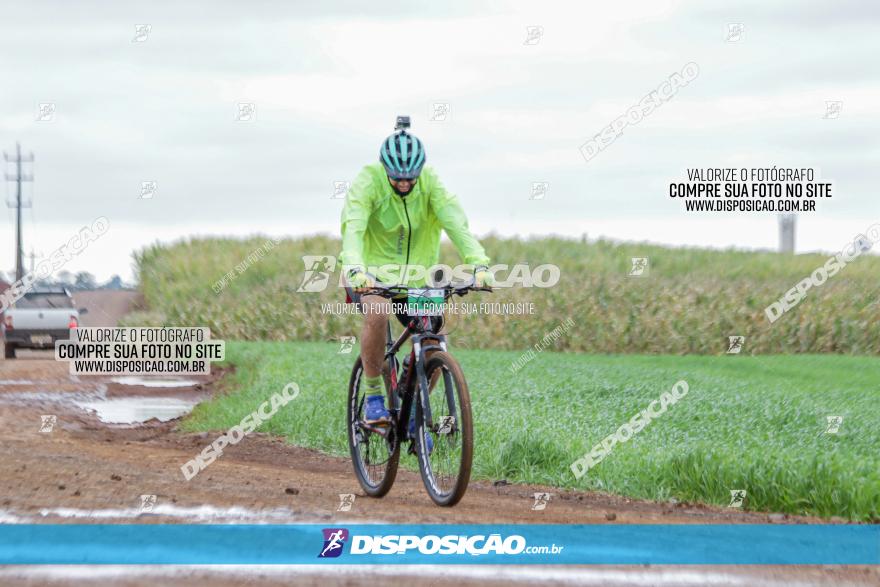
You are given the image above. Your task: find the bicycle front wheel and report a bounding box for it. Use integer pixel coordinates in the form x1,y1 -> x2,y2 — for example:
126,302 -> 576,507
415,351 -> 473,506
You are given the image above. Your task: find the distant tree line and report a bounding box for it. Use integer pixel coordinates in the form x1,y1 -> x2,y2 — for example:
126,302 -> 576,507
0,270 -> 131,291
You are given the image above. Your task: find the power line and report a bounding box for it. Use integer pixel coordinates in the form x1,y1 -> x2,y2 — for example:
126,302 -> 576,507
4,143 -> 34,281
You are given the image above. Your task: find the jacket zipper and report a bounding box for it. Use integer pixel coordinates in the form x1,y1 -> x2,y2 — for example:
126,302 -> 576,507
401,198 -> 412,270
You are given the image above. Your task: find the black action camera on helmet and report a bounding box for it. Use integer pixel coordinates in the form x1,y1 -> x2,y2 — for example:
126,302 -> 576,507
395,115 -> 411,131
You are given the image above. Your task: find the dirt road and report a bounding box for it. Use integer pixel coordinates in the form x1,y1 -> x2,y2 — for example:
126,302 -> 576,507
72,290 -> 143,327
0,357 -> 876,586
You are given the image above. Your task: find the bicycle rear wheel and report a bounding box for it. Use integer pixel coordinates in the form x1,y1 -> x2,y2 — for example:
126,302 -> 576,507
347,357 -> 400,497
415,351 -> 473,506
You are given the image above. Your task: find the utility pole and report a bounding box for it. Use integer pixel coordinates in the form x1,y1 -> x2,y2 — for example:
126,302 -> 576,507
779,214 -> 796,254
4,143 -> 34,281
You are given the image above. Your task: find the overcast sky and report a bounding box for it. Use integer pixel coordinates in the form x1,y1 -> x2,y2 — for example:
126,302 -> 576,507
1,0 -> 878,281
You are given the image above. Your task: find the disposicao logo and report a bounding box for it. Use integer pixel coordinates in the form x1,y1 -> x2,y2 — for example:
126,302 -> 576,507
317,529 -> 563,558
348,533 -> 529,555
318,528 -> 349,558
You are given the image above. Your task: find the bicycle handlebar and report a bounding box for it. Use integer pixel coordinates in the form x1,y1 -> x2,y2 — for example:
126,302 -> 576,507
359,280 -> 492,299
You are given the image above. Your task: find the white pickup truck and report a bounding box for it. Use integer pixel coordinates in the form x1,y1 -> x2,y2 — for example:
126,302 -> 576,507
1,288 -> 87,359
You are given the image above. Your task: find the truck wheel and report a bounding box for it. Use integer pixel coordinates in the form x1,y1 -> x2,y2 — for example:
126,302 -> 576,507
3,343 -> 15,359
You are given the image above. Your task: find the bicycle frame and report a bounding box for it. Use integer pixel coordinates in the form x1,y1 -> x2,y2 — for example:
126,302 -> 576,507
355,282 -> 488,441
359,315 -> 448,445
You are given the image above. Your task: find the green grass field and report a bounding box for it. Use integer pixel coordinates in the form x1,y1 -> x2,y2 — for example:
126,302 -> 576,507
184,341 -> 880,521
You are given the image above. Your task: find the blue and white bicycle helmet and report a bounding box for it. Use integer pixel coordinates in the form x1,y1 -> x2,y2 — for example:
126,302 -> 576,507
380,115 -> 426,180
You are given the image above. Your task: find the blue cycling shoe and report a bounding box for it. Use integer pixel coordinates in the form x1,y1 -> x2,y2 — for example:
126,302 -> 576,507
364,395 -> 391,425
409,414 -> 434,455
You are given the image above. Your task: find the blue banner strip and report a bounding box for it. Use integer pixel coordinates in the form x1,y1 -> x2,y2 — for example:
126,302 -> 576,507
0,524 -> 877,565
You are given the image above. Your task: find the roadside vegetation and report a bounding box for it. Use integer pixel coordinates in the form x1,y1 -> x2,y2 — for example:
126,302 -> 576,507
135,235 -> 880,519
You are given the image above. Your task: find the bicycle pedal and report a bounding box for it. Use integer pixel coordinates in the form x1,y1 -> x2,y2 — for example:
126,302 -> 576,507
361,419 -> 392,434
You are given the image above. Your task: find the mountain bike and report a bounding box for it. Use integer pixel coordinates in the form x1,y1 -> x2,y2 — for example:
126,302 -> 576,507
347,280 -> 490,506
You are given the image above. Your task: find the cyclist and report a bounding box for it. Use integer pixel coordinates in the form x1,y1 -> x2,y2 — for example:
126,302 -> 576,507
340,116 -> 493,428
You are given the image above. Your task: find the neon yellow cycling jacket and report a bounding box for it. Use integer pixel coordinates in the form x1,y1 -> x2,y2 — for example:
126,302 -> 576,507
340,162 -> 489,285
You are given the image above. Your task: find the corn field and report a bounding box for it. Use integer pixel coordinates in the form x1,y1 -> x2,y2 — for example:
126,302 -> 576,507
129,234 -> 880,355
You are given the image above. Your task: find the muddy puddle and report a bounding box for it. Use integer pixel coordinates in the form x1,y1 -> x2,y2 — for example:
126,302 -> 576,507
33,504 -> 301,522
111,376 -> 199,388
0,505 -> 392,525
0,377 -> 206,425
74,396 -> 202,424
